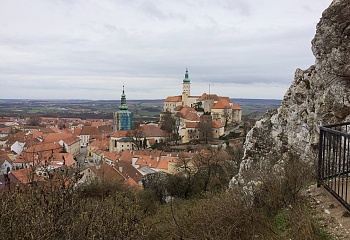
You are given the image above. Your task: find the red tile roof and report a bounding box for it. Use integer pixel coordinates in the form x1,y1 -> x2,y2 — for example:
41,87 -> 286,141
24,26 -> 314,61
212,120 -> 224,129
111,130 -> 133,138
104,152 -> 121,161
43,132 -> 73,143
89,139 -> 109,148
140,125 -> 167,137
212,98 -> 231,109
232,103 -> 241,110
26,142 -> 62,154
220,97 -> 233,103
80,126 -> 100,136
165,96 -> 182,102
90,163 -> 124,181
179,107 -> 200,121
198,93 -> 220,101
9,168 -> 44,184
62,136 -> 80,145
43,153 -> 75,168
114,160 -> 142,183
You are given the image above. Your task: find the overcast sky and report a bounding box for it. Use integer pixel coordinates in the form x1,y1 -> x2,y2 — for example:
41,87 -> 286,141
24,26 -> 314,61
0,0 -> 331,100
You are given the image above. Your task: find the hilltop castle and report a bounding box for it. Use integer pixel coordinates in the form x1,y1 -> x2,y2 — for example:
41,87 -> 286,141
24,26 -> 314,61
163,69 -> 242,143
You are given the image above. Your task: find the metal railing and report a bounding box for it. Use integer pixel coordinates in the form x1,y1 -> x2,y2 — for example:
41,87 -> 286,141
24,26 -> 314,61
318,122 -> 350,211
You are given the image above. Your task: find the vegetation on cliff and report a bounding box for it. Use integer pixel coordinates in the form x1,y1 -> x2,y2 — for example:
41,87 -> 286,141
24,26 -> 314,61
0,153 -> 330,240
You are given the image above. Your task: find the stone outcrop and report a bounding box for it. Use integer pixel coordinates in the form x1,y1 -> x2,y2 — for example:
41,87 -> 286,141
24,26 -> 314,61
231,0 -> 350,186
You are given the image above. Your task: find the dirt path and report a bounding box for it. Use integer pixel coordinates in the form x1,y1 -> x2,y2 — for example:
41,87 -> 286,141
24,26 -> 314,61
307,184 -> 350,239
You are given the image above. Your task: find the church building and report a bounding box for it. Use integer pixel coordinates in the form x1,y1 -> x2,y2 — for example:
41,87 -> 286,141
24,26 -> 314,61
113,86 -> 133,132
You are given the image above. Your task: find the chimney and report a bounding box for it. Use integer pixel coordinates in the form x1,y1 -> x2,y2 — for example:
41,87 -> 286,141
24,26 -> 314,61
96,165 -> 101,170
119,166 -> 123,173
157,157 -> 159,162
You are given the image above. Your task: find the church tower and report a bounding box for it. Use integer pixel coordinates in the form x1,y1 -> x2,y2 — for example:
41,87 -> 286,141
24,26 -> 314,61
113,86 -> 133,132
182,68 -> 191,106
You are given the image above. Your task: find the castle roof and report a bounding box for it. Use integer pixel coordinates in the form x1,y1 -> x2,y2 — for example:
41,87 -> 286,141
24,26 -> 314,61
212,120 -> 224,129
232,103 -> 241,110
198,93 -> 220,101
165,96 -> 182,102
179,107 -> 200,121
212,98 -> 231,109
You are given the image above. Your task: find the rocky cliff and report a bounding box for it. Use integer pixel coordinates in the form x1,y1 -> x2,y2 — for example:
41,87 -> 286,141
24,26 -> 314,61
231,0 -> 350,186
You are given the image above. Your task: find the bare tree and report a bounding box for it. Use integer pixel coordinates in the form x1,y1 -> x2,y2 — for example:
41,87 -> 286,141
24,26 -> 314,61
26,117 -> 42,126
132,127 -> 145,150
223,107 -> 232,127
199,114 -> 213,144
160,111 -> 181,145
193,147 -> 231,192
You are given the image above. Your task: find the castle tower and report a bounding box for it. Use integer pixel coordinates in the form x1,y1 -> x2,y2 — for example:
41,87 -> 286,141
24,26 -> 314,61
113,86 -> 133,132
182,68 -> 191,106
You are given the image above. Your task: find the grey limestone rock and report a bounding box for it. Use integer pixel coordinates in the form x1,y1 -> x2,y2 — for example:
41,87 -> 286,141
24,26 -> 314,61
231,0 -> 350,187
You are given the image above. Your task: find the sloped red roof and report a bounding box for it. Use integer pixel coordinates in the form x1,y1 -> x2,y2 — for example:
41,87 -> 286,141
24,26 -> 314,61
104,152 -> 121,161
91,122 -> 103,127
174,106 -> 183,111
232,103 -> 241,110
212,120 -> 224,129
9,168 -> 44,184
62,136 -> 80,145
140,125 -> 167,137
220,97 -> 232,103
212,98 -> 231,109
111,130 -> 133,138
179,107 -> 200,121
80,126 -> 100,136
73,128 -> 82,136
165,96 -> 182,102
43,152 -> 75,168
43,132 -> 73,143
89,139 -> 109,148
26,142 -> 62,153
115,160 -> 142,182
198,93 -> 220,101
90,163 -> 124,181
119,150 -> 132,163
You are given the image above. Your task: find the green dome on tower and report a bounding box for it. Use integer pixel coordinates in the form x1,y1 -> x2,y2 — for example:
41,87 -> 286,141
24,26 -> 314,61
183,68 -> 191,83
119,85 -> 128,110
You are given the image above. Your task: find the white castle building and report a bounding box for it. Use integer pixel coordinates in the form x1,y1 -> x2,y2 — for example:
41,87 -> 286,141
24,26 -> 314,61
162,69 -> 242,143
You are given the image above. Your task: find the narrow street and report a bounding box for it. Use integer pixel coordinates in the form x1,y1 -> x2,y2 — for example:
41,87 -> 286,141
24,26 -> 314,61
76,147 -> 90,170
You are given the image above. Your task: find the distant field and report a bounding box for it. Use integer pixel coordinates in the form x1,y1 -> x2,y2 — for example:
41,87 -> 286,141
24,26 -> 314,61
231,98 -> 281,118
0,98 -> 281,120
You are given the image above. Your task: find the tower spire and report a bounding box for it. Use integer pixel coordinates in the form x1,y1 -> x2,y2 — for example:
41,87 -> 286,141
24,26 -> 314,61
119,85 -> 128,110
183,68 -> 190,83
